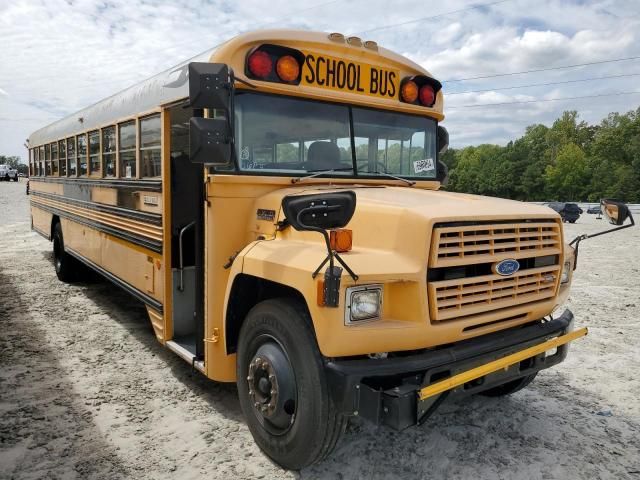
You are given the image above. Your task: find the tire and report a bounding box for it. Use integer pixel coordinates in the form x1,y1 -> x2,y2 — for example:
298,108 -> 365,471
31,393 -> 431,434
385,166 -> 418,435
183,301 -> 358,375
236,298 -> 345,470
479,372 -> 537,397
52,222 -> 77,282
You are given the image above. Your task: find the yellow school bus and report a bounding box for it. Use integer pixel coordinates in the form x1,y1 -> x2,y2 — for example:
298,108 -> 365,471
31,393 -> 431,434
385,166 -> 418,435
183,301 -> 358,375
27,29 -> 634,469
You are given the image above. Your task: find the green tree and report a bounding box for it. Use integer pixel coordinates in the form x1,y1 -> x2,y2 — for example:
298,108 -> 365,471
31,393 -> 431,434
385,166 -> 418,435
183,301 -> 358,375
544,143 -> 588,200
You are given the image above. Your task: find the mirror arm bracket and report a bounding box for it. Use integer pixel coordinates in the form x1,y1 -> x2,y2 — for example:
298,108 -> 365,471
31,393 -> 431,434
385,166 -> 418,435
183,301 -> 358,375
569,211 -> 635,268
300,214 -> 358,283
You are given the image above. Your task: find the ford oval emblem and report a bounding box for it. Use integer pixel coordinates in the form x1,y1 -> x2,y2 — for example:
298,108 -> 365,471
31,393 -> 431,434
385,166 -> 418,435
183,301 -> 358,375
494,259 -> 520,276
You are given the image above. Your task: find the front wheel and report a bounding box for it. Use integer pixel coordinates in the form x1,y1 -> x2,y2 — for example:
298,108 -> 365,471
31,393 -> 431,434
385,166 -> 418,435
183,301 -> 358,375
236,299 -> 344,470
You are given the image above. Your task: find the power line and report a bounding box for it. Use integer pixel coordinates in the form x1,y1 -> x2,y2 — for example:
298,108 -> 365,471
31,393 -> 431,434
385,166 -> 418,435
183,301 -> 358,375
443,55 -> 640,82
447,90 -> 640,108
351,0 -> 513,36
446,72 -> 640,95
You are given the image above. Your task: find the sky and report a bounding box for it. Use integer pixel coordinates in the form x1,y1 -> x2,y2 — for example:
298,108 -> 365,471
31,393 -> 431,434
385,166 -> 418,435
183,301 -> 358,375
1,0 -> 640,162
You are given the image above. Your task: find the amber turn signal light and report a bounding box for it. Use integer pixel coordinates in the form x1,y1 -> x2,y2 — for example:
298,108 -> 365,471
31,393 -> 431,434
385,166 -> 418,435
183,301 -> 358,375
330,228 -> 352,253
276,55 -> 300,82
401,80 -> 419,103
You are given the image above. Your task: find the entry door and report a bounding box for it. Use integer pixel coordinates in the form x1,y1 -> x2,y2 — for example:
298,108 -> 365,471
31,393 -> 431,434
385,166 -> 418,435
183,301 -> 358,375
168,105 -> 205,360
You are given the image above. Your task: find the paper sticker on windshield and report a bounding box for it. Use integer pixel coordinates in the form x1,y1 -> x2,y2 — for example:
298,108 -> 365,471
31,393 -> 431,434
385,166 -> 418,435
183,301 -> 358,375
413,158 -> 435,174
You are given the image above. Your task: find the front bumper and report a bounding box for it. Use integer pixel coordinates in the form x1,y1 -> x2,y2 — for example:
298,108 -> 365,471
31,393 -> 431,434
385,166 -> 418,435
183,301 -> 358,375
325,309 -> 582,429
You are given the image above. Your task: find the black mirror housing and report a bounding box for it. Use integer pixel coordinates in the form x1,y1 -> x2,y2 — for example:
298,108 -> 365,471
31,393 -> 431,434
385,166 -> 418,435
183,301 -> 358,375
282,192 -> 356,232
189,117 -> 232,166
601,199 -> 631,226
437,125 -> 449,155
188,62 -> 231,110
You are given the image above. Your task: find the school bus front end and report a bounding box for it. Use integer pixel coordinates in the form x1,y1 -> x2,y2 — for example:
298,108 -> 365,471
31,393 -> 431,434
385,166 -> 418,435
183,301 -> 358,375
182,30 -> 592,469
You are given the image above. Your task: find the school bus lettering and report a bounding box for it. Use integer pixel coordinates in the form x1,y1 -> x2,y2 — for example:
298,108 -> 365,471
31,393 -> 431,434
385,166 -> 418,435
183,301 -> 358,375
303,53 -> 397,98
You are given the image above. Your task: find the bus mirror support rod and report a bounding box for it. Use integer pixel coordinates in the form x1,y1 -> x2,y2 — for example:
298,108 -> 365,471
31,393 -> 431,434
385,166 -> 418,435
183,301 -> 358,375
281,192 -> 359,307
569,199 -> 635,269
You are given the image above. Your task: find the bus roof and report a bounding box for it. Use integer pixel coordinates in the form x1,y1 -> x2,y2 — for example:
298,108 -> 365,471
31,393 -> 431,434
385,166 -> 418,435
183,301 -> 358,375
28,29 -> 436,147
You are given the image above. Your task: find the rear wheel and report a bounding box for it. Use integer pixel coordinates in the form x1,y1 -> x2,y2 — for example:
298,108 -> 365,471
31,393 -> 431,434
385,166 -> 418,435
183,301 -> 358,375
479,372 -> 537,397
236,298 -> 344,470
52,222 -> 77,282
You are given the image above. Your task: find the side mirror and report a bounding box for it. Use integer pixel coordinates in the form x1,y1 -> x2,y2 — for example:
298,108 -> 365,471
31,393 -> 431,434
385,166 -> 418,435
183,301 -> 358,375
601,199 -> 631,226
188,62 -> 231,110
282,192 -> 356,232
437,125 -> 449,155
282,192 -> 358,307
189,117 -> 232,165
570,199 -> 634,267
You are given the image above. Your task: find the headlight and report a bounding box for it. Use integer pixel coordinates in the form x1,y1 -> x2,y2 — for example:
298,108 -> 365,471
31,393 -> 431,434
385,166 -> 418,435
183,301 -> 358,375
345,285 -> 383,324
561,261 -> 571,284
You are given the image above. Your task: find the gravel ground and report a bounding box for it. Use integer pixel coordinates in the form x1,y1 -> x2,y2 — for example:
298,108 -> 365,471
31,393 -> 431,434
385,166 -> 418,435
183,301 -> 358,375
1,179 -> 639,479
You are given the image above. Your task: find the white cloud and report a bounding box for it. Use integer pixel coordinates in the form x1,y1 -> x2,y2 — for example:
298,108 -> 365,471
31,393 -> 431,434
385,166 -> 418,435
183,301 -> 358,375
1,0 -> 639,159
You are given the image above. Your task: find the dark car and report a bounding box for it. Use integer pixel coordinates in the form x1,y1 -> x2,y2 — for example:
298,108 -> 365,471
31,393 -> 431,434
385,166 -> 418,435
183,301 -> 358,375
587,205 -> 601,214
547,202 -> 582,223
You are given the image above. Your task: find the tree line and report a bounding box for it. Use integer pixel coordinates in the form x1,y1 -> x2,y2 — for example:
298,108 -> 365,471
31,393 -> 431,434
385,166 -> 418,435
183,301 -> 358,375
441,108 -> 640,203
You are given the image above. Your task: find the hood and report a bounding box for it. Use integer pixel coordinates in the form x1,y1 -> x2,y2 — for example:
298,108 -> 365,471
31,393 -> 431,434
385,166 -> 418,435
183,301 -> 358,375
254,184 -> 560,253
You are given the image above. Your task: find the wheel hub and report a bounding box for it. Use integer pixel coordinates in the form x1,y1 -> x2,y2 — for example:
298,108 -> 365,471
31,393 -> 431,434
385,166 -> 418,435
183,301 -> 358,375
246,341 -> 296,432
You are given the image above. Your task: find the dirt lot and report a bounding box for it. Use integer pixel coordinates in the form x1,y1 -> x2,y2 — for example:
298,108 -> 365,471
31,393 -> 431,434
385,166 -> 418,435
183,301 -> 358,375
1,179 -> 639,479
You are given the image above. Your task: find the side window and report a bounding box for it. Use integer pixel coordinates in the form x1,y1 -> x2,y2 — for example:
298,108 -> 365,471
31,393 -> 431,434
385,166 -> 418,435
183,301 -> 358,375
102,126 -> 116,177
118,120 -> 136,178
88,130 -> 100,176
39,146 -> 45,175
140,114 -> 161,178
59,139 -> 67,176
45,144 -> 51,176
67,137 -> 77,176
77,134 -> 87,176
29,149 -> 33,176
51,142 -> 59,175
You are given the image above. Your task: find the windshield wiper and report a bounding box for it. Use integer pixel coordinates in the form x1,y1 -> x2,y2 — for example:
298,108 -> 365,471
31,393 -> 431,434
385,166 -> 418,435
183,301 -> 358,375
368,171 -> 416,186
291,167 -> 354,184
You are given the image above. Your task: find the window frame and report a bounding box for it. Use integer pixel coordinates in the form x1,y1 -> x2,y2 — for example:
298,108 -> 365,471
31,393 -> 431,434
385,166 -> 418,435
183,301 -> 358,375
231,91 -> 439,180
118,119 -> 138,179
88,130 -> 100,177
66,136 -> 77,177
101,125 -> 116,178
77,133 -> 88,177
58,139 -> 67,176
139,113 -> 161,179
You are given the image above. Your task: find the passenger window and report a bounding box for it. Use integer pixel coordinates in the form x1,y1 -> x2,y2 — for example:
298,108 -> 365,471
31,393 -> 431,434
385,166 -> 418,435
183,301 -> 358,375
51,142 -> 59,176
39,146 -> 45,176
140,114 -> 161,178
67,137 -> 76,176
59,139 -> 67,176
88,131 -> 100,176
119,120 -> 137,178
45,144 -> 51,176
102,126 -> 116,177
77,134 -> 87,176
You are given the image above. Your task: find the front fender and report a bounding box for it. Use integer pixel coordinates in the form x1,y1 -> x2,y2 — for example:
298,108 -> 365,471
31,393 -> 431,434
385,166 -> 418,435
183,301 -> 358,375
229,238 -> 431,358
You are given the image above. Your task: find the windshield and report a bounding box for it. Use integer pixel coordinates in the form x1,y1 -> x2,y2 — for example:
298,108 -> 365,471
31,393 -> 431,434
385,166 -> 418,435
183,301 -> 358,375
234,92 -> 437,179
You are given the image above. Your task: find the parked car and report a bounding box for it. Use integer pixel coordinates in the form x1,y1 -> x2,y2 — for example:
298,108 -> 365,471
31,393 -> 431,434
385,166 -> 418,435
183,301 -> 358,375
547,202 -> 582,223
587,205 -> 601,214
0,164 -> 19,182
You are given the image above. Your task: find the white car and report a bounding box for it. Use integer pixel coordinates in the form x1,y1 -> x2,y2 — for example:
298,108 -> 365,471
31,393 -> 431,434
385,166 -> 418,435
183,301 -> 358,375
0,164 -> 19,182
